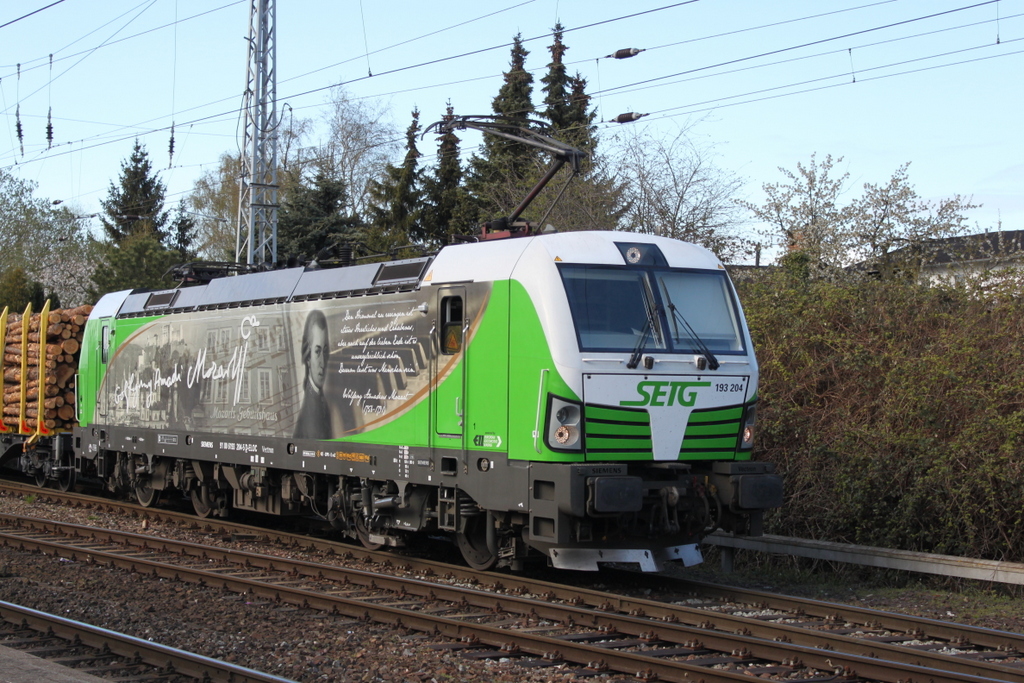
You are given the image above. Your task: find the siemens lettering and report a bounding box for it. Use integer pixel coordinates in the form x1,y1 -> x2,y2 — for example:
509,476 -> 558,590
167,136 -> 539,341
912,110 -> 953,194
620,381 -> 711,407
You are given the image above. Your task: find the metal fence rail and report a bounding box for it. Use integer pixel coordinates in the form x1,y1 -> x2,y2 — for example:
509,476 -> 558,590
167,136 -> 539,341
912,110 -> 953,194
704,532 -> 1024,585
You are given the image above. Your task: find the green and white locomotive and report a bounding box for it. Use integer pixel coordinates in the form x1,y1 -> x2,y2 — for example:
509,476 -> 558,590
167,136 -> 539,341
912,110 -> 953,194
67,229 -> 781,571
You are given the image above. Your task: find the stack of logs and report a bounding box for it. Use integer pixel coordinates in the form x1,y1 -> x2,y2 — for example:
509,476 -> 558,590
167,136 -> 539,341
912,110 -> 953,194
3,305 -> 92,432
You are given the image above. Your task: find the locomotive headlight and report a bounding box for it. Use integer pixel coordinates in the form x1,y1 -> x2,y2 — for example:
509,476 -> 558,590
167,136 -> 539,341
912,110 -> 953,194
739,404 -> 757,450
554,425 -> 578,445
546,396 -> 583,451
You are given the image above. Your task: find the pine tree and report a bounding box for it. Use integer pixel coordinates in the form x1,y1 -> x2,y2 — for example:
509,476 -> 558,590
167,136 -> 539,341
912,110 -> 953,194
564,73 -> 598,155
468,34 -> 539,218
100,140 -> 169,245
541,24 -> 571,131
494,27 -> 611,233
277,168 -> 360,262
421,105 -> 475,246
542,24 -> 597,155
491,34 -> 535,126
475,35 -> 537,179
0,267 -> 51,311
365,109 -> 423,248
168,199 -> 198,261
89,232 -> 179,298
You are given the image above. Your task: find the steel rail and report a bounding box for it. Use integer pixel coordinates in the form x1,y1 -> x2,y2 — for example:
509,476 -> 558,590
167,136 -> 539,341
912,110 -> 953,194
1,513 -> 1020,682
0,519 -> 1012,683
0,599 -> 296,683
4,483 -> 1024,669
612,568 -> 1024,652
0,529 -> 797,683
5,481 -> 1024,646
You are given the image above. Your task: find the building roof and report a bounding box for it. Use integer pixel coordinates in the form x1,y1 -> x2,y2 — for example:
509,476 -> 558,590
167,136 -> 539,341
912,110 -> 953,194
898,229 -> 1024,267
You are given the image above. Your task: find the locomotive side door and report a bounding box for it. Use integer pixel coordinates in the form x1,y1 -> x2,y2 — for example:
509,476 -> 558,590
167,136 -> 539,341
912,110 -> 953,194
91,320 -> 113,421
432,288 -> 467,454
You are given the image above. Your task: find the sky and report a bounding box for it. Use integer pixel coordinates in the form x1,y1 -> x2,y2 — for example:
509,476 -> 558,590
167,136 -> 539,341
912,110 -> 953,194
1,0 -> 1021,262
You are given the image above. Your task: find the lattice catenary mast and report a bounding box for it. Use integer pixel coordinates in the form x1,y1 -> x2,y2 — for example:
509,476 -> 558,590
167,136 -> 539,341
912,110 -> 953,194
236,0 -> 279,265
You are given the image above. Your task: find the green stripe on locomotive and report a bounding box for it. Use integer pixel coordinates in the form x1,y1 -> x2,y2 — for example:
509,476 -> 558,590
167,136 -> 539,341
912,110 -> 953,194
581,400 -> 752,462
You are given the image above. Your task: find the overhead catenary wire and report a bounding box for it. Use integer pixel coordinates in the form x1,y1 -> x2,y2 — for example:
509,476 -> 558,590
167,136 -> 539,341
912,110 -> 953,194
46,54 -> 53,148
593,10 -> 1024,101
9,1 -> 1007,169
4,0 -> 160,121
5,3 -> 1018,166
31,26 -> 1024,211
0,0 -> 701,168
358,0 -> 373,77
0,0 -> 1019,200
641,0 -> 901,54
597,0 -> 1007,97
168,0 -> 179,168
642,35 -> 1024,122
0,1 -> 241,74
0,0 -> 67,32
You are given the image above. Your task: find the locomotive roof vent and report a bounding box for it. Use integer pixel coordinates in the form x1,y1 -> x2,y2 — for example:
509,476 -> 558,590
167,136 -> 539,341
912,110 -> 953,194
144,290 -> 180,310
373,258 -> 431,286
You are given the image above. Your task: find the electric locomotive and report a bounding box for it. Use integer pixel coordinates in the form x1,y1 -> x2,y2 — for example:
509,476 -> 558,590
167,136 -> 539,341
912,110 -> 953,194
1,229 -> 780,572
3,118 -> 781,571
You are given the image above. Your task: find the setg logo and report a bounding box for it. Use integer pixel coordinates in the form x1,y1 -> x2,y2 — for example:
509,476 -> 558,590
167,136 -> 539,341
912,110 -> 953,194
620,381 -> 710,407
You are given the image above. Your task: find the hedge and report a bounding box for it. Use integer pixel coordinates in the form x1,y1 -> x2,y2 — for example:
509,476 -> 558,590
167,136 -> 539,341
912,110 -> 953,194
736,269 -> 1024,561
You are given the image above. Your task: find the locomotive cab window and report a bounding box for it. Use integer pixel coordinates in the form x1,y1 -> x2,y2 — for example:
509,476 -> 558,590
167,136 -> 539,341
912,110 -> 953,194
559,264 -> 745,355
440,296 -> 463,355
656,271 -> 744,352
559,266 -> 666,352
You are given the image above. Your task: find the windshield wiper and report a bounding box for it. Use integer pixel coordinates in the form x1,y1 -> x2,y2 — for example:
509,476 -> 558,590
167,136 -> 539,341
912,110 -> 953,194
659,277 -> 719,371
627,317 -> 652,369
627,295 -> 663,369
666,303 -> 720,370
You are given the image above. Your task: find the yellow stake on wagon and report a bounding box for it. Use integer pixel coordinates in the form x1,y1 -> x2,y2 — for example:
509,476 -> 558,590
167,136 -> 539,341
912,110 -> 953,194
0,306 -> 8,434
18,302 -> 31,435
31,299 -> 53,443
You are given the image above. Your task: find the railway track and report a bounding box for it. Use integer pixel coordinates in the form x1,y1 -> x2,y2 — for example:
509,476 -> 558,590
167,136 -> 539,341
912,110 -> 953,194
0,484 -> 1020,683
0,599 -> 295,682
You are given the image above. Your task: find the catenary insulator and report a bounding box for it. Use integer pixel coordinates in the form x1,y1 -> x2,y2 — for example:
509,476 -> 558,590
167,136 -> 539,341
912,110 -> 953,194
607,48 -> 644,59
612,112 -> 648,124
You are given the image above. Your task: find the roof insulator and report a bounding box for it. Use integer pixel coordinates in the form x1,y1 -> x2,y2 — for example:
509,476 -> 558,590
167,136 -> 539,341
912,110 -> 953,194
611,112 -> 648,124
168,123 -> 175,167
15,104 -> 24,153
607,48 -> 644,59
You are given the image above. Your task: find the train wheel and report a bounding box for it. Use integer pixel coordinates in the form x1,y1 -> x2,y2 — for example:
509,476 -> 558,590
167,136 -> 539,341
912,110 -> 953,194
54,451 -> 76,492
456,514 -> 497,571
191,486 -> 213,518
56,467 -> 76,493
135,478 -> 160,507
33,468 -> 47,488
354,515 -> 384,550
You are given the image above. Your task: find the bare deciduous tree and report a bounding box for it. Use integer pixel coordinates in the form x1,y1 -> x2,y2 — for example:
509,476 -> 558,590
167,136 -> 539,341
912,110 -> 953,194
614,123 -> 747,263
738,152 -> 852,274
0,170 -> 93,306
188,152 -> 242,261
741,154 -> 979,279
315,85 -> 400,218
849,162 -> 977,278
